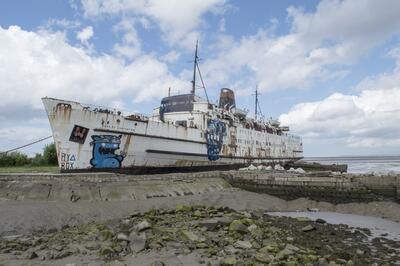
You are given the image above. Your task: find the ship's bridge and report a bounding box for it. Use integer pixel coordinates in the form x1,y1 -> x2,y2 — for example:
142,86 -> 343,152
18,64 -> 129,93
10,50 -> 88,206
151,94 -> 210,129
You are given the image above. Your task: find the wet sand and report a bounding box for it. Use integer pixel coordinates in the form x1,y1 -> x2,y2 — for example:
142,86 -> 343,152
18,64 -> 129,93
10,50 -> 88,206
1,190 -> 400,236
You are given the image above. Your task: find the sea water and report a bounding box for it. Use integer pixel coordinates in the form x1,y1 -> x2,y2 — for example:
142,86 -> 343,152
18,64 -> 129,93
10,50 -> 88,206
304,156 -> 400,174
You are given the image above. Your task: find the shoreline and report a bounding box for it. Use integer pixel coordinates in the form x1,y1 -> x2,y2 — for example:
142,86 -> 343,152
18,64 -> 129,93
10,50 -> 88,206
1,190 -> 400,236
1,201 -> 399,265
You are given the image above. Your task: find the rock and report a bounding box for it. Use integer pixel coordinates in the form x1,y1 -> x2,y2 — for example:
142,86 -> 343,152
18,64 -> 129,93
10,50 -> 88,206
234,240 -> 252,249
257,165 -> 265,170
228,220 -> 248,234
265,166 -> 272,171
129,231 -> 146,253
316,218 -> 326,224
150,261 -> 165,266
259,245 -> 279,253
193,210 -> 203,217
295,167 -> 306,173
301,224 -> 316,232
255,251 -> 274,263
27,251 -> 38,259
356,249 -> 364,255
53,250 -> 73,259
181,230 -> 200,242
198,217 -> 231,231
247,164 -> 257,170
276,244 -> 299,259
220,257 -> 237,266
274,164 -> 284,171
84,242 -> 100,251
99,246 -> 115,257
295,217 -> 311,222
176,204 -> 192,212
285,244 -> 299,253
287,167 -> 296,172
117,233 -> 129,242
238,167 -> 248,171
130,211 -> 141,217
247,224 -> 258,233
136,220 -> 151,232
224,245 -> 239,255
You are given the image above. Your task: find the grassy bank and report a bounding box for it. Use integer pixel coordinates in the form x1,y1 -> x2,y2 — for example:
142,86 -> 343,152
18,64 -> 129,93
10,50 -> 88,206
0,165 -> 59,173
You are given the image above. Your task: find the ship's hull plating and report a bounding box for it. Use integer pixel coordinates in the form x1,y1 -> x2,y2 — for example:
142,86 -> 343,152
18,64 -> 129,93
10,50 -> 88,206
42,98 -> 303,173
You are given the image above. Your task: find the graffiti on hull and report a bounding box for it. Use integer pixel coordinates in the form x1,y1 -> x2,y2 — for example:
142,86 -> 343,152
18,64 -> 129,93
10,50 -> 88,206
60,152 -> 76,170
205,119 -> 226,161
90,135 -> 125,168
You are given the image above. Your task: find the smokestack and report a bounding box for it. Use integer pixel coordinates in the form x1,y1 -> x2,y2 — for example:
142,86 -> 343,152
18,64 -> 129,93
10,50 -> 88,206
219,88 -> 236,110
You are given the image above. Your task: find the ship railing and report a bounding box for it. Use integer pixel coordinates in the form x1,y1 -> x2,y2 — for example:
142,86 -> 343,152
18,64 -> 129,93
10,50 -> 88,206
80,101 -> 149,119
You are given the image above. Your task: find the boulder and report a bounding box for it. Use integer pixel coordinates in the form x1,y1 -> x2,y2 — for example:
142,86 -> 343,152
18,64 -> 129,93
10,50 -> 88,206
197,217 -> 232,231
228,220 -> 248,234
295,167 -> 306,174
295,217 -> 311,222
247,164 -> 257,170
301,224 -> 316,232
234,240 -> 252,249
180,230 -> 200,242
255,250 -> 274,263
116,233 -> 129,242
129,232 -> 147,253
274,164 -> 285,171
220,257 -> 237,266
136,220 -> 151,232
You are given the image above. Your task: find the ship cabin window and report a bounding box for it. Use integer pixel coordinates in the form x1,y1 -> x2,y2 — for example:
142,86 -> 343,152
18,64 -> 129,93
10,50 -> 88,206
160,94 -> 195,114
175,120 -> 187,127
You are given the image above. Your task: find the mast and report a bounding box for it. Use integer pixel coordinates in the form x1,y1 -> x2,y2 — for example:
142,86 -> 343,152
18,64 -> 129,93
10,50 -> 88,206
255,86 -> 258,120
191,40 -> 199,95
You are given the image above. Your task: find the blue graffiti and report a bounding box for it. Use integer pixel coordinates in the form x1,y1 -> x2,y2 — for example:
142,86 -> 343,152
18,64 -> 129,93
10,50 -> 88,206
90,135 -> 125,168
205,119 -> 226,161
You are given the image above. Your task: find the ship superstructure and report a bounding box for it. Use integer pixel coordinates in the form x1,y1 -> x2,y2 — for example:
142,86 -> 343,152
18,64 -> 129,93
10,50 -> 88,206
42,44 -> 303,173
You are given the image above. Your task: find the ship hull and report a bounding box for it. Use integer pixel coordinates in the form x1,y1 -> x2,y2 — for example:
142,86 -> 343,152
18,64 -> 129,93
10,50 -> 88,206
42,98 -> 303,173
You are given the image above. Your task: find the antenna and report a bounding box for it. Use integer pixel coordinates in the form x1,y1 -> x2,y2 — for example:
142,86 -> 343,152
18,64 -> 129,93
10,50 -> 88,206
189,40 -> 210,103
253,86 -> 262,120
255,86 -> 258,120
191,40 -> 199,95
168,87 -> 171,97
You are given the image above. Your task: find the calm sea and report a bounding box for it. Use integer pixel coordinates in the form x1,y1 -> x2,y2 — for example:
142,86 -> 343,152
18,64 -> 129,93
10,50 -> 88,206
303,156 -> 400,174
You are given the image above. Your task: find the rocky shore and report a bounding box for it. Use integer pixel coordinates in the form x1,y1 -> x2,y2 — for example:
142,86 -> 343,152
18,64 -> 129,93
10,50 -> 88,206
0,170 -> 400,265
1,205 -> 399,266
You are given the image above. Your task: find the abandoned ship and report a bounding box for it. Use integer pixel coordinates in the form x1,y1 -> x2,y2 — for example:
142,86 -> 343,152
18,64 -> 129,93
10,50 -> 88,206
42,44 -> 303,173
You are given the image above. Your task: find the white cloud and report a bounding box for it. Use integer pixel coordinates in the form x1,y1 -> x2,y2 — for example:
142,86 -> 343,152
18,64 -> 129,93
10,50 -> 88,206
161,50 -> 180,63
112,19 -> 141,59
80,0 -> 227,47
202,0 -> 400,93
219,18 -> 226,32
0,25 -> 187,121
76,26 -> 94,44
279,86 -> 400,150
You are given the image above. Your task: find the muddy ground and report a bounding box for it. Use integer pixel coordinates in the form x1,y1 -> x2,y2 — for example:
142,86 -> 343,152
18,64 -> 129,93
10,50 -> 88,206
0,204 -> 399,266
0,190 -> 400,265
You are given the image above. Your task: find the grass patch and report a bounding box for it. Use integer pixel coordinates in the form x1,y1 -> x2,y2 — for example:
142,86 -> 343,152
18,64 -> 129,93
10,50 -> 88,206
0,165 -> 59,173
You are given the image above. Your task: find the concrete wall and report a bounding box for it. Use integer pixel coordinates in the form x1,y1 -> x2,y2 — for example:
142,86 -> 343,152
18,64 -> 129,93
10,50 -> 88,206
0,172 -> 231,202
0,171 -> 399,204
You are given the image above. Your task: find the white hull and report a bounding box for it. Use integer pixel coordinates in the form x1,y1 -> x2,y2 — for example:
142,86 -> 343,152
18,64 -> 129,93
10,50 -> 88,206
42,97 -> 303,172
